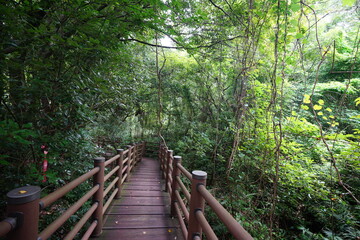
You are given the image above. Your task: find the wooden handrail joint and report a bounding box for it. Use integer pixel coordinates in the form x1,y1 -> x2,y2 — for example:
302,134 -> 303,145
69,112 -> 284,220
5,215 -> 19,230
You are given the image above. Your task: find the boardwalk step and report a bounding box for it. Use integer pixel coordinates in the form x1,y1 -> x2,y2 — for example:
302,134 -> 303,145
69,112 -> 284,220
123,181 -> 161,186
99,228 -> 180,240
106,205 -> 170,215
122,185 -> 162,191
121,190 -> 166,197
103,215 -> 177,229
112,196 -> 169,206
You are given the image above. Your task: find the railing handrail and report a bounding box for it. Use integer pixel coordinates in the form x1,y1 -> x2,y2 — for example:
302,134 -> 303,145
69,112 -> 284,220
159,144 -> 253,240
198,184 -> 253,239
40,167 -> 100,209
0,141 -> 146,240
0,218 -> 16,237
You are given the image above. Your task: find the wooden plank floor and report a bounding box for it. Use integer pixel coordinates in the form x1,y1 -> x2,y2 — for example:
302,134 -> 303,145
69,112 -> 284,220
93,157 -> 182,240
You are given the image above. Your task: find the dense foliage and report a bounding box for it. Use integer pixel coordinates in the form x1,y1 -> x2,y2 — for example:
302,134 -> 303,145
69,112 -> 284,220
1,0 -> 359,239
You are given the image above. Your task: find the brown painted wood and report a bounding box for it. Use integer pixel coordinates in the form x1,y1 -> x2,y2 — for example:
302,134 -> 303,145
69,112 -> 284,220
123,185 -> 162,191
121,190 -> 166,197
99,228 -> 180,240
107,205 -> 170,215
112,196 -> 169,206
124,181 -> 161,186
102,215 -> 177,229
92,157 -> 182,240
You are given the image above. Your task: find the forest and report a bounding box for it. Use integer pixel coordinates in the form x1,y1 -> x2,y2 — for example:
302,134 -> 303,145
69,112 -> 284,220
0,0 -> 359,239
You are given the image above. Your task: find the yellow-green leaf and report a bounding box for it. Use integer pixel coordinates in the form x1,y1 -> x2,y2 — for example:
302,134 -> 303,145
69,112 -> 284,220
342,0 -> 356,6
295,33 -> 304,39
355,97 -> 360,106
325,108 -> 332,112
291,111 -> 297,116
322,116 -> 328,120
303,94 -> 311,104
318,99 -> 325,105
329,115 -> 335,119
313,105 -> 322,110
301,105 -> 309,110
317,111 -> 323,116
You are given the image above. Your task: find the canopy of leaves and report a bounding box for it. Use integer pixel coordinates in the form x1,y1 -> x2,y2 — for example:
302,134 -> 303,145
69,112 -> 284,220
0,0 -> 359,239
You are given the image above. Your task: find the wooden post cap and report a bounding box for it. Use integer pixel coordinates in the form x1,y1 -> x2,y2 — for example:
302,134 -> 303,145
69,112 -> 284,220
93,157 -> 105,163
7,186 -> 41,205
192,170 -> 207,180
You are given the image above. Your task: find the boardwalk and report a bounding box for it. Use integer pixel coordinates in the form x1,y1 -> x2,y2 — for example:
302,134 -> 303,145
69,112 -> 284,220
93,157 -> 182,240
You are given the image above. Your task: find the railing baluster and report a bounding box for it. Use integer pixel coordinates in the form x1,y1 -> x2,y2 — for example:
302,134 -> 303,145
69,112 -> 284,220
133,143 -> 137,164
142,141 -> 146,158
158,143 -> 161,164
188,170 -> 207,240
132,144 -> 136,170
6,186 -> 41,240
116,149 -> 124,198
171,156 -> 182,217
126,145 -> 132,180
92,157 -> 105,236
161,146 -> 167,178
165,150 -> 173,192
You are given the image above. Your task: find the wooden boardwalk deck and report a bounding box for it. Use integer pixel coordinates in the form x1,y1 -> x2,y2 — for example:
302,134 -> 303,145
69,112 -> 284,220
93,157 -> 182,240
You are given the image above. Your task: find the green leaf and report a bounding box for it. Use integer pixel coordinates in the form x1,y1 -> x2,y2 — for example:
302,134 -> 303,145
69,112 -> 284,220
342,0 -> 356,6
295,33 -> 304,39
0,156 -> 10,166
289,19 -> 298,26
290,3 -> 301,12
13,135 -> 31,145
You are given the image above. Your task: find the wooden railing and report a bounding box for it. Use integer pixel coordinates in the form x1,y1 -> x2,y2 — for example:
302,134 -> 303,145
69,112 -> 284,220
159,144 -> 253,240
0,142 -> 146,240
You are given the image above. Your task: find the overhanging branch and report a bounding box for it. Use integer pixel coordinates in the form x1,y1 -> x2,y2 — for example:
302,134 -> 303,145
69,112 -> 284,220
121,34 -> 244,50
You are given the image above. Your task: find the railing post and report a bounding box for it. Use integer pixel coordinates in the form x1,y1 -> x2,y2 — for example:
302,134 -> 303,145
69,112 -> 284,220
92,157 -> 105,236
126,145 -> 132,179
137,142 -> 141,163
158,144 -> 163,171
171,156 -> 181,217
161,146 -> 167,177
142,141 -> 146,158
116,149 -> 124,198
6,186 -> 40,240
131,143 -> 136,164
188,170 -> 207,240
158,143 -> 162,162
133,142 -> 139,164
165,150 -> 173,192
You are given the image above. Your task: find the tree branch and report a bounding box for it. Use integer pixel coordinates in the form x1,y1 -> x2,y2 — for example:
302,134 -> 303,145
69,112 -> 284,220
121,34 -> 244,50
